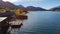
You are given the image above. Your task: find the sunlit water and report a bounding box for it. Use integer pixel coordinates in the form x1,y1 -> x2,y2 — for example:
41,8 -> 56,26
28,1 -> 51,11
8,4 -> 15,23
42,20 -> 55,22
11,11 -> 60,34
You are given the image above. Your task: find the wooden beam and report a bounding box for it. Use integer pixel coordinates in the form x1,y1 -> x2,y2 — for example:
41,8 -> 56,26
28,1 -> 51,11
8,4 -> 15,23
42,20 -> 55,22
0,17 -> 7,22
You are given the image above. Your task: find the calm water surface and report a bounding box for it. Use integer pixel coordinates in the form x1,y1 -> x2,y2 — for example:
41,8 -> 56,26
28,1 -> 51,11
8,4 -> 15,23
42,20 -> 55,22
11,11 -> 60,34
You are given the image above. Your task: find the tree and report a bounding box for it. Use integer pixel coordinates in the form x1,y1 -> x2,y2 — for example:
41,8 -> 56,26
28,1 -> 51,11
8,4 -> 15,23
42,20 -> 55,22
15,8 -> 23,16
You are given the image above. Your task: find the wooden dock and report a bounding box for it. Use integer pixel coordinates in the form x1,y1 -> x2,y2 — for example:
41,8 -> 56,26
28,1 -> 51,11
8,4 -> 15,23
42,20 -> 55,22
0,17 -> 10,34
0,17 -> 7,22
0,17 -> 23,28
0,17 -> 23,34
9,20 -> 23,28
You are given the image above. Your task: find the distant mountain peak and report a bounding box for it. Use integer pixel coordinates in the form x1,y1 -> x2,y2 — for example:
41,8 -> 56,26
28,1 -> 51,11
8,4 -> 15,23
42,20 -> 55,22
55,6 -> 60,8
49,6 -> 60,11
0,0 -> 46,11
0,0 -> 18,9
26,6 -> 46,11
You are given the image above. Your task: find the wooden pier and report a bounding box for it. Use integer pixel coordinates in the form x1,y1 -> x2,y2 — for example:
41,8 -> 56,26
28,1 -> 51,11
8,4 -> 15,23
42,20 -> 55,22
9,20 -> 23,28
0,17 -> 7,22
0,17 -> 23,28
0,17 -> 10,34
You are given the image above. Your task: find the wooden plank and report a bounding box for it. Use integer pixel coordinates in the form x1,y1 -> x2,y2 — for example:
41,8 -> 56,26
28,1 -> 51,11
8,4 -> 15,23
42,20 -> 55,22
9,20 -> 23,28
0,17 -> 7,22
9,20 -> 22,25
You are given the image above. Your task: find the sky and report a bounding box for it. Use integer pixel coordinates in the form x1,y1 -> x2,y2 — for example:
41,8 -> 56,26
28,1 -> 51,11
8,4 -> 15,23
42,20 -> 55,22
3,0 -> 60,9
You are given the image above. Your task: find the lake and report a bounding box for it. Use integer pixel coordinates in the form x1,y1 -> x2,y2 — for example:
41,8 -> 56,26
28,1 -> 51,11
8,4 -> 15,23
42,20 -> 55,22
11,11 -> 60,34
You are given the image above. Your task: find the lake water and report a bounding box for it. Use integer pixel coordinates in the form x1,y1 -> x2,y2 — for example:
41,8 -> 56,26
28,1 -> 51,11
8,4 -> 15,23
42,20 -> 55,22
11,11 -> 60,34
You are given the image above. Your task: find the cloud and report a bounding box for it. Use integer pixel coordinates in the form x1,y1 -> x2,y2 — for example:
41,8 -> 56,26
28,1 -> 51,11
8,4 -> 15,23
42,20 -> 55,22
3,0 -> 18,2
18,0 -> 43,2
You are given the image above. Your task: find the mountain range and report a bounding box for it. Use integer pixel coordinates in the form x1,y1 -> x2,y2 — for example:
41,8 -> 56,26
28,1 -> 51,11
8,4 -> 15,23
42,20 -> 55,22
25,6 -> 46,11
0,0 -> 18,9
0,0 -> 46,11
49,6 -> 60,11
0,0 -> 60,11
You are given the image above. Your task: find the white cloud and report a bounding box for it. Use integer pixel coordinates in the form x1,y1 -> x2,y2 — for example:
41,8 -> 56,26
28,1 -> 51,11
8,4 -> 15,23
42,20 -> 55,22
3,0 -> 18,2
18,0 -> 43,2
3,0 -> 43,3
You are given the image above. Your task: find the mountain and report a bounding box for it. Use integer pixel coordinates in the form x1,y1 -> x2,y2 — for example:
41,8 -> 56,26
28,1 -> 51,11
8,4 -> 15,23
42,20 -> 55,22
17,6 -> 46,11
26,6 -> 46,11
17,5 -> 26,10
49,6 -> 60,11
0,0 -> 46,11
0,0 -> 18,9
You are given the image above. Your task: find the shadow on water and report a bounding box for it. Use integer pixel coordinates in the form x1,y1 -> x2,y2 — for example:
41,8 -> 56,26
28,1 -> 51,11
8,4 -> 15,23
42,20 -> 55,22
0,16 -> 28,34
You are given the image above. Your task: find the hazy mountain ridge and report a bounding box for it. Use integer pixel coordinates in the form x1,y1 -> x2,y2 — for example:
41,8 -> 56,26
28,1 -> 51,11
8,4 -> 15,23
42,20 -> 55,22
0,0 -> 60,11
0,0 -> 46,11
49,6 -> 60,11
25,6 -> 46,11
0,1 -> 18,9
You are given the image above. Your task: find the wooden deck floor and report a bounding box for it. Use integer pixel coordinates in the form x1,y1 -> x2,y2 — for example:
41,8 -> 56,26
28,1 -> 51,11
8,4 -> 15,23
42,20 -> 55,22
9,20 -> 23,25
